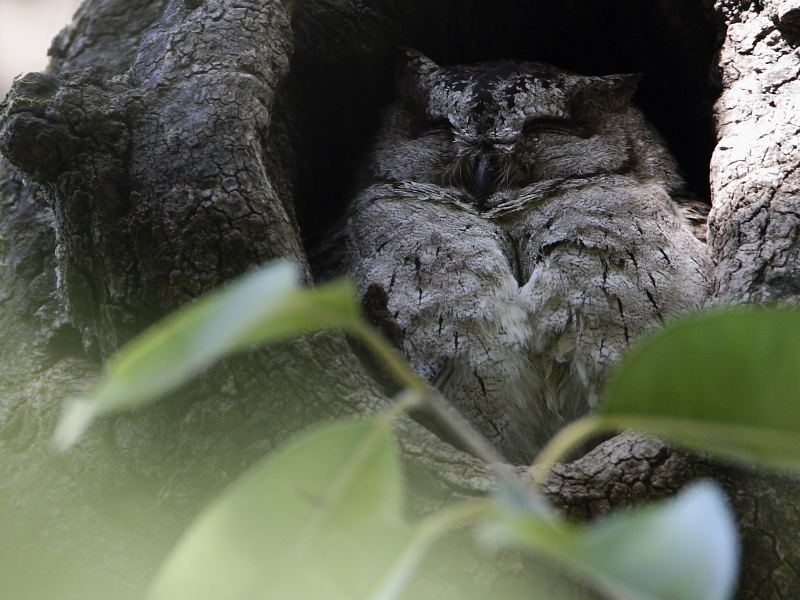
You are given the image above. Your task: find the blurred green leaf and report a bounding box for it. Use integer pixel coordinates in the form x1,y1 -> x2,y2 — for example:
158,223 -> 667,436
54,260 -> 360,449
486,481 -> 739,600
600,308 -> 800,466
146,417 -> 429,600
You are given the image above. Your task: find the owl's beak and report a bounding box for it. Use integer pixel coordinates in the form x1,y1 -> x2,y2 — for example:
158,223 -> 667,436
473,153 -> 495,210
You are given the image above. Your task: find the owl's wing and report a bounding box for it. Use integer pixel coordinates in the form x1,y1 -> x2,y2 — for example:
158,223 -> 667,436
507,175 -> 712,420
341,182 -> 546,459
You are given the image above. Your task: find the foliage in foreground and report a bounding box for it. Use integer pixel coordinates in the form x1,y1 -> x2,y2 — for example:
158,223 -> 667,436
56,260 -> 800,600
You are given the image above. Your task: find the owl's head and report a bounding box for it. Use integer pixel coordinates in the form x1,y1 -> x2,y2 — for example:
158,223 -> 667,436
368,49 -> 680,208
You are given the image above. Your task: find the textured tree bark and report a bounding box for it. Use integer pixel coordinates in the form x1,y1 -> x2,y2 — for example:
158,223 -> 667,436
0,0 -> 798,598
710,0 -> 800,303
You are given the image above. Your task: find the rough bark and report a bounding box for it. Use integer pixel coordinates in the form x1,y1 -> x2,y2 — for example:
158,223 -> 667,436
0,0 -> 798,598
709,0 -> 800,303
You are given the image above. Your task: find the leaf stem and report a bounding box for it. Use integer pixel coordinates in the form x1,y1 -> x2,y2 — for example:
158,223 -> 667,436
348,322 -> 429,393
350,320 -> 560,512
531,416 -> 610,486
347,322 -> 507,465
384,389 -> 427,420
420,391 -> 509,467
370,499 -> 497,600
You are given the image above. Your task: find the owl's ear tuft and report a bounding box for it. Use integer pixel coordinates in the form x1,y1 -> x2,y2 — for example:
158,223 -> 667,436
396,47 -> 439,78
571,73 -> 643,117
395,48 -> 440,110
602,73 -> 643,107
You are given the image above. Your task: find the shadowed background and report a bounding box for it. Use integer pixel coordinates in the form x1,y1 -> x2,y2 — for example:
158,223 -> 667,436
0,0 -> 82,98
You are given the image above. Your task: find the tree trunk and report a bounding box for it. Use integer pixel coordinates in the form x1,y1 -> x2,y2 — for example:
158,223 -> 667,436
0,0 -> 797,598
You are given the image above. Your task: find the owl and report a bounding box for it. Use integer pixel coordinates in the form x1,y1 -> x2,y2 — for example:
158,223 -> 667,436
318,49 -> 712,464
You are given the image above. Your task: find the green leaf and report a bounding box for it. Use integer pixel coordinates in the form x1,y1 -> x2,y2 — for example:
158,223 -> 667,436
54,260 -> 361,450
145,417 -> 426,600
600,307 -> 800,466
486,481 -> 739,600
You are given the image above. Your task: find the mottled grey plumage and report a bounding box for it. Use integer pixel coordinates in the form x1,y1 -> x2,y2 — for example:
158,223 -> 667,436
323,49 -> 712,463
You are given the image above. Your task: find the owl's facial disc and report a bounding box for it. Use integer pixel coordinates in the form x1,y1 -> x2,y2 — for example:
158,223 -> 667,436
388,50 -> 643,202
417,64 -> 587,201
425,62 -> 574,144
